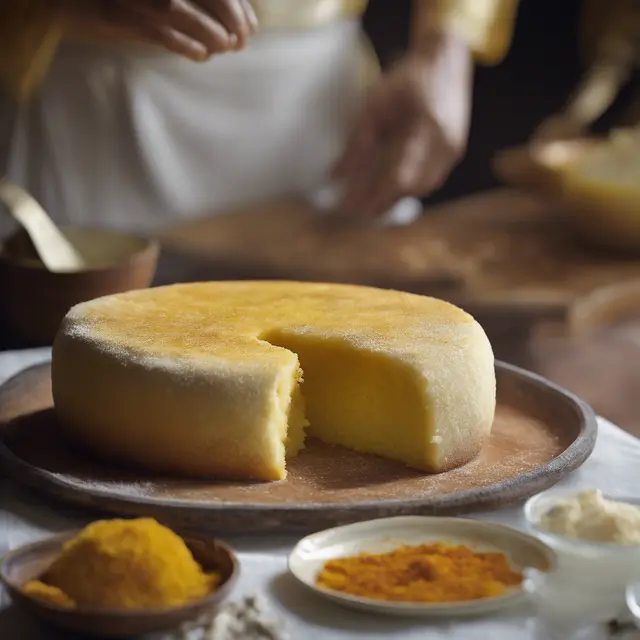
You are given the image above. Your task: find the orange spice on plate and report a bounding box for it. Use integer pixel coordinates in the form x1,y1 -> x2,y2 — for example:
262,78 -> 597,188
316,542 -> 524,603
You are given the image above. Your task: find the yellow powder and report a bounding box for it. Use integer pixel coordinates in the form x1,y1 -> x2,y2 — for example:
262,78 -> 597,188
23,518 -> 220,609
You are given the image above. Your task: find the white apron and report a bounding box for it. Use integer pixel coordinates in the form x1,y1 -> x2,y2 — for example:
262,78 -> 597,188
3,20 -> 367,235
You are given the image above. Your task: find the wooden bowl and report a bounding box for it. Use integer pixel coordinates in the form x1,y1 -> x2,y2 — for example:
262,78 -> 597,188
0,226 -> 159,345
560,175 -> 640,253
492,138 -> 640,253
0,530 -> 239,638
492,139 -> 596,198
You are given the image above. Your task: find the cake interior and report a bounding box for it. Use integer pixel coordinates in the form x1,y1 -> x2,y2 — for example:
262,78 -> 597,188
263,330 -> 432,471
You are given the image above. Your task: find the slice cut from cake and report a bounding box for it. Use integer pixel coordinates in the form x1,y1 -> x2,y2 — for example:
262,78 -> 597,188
52,281 -> 496,481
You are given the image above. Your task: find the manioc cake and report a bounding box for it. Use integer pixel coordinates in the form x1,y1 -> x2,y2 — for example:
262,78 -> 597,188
52,281 -> 496,481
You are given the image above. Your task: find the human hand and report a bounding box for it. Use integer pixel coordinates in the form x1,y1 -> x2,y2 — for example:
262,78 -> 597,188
62,0 -> 259,60
332,31 -> 472,219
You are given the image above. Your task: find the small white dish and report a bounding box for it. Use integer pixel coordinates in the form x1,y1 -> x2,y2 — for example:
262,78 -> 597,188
524,489 -> 640,623
288,515 -> 555,617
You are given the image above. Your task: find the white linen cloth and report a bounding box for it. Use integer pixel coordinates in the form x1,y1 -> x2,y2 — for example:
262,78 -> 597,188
3,22 -> 363,236
0,348 -> 637,639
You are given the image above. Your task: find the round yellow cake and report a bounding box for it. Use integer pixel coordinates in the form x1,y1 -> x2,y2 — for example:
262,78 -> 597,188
52,281 -> 496,481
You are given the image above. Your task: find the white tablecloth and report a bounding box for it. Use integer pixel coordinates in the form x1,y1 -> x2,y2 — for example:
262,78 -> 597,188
0,348 -> 637,639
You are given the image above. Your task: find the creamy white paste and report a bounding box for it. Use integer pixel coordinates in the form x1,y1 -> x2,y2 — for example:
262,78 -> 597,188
539,489 -> 640,545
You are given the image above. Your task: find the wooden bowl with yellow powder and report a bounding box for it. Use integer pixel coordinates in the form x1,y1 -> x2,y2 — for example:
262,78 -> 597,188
0,518 -> 239,638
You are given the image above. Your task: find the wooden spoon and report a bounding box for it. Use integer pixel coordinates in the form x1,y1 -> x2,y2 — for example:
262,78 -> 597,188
0,179 -> 87,272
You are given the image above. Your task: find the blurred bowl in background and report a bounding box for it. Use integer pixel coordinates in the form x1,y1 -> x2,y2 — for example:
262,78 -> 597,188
492,139 -> 596,197
0,226 -> 159,346
492,133 -> 640,253
560,171 -> 640,253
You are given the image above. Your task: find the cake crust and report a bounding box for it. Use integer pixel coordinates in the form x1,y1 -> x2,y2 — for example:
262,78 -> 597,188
52,281 -> 496,481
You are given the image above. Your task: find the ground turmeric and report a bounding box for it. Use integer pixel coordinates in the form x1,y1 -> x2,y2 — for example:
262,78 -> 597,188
316,542 -> 523,603
22,518 -> 220,610
22,580 -> 76,609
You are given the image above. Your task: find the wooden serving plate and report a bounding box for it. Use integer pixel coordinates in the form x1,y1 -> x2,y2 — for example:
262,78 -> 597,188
0,362 -> 596,534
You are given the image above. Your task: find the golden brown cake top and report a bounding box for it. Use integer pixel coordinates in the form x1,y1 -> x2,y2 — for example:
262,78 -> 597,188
61,281 -> 477,361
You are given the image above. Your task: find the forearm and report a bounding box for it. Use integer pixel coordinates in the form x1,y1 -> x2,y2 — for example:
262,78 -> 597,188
411,0 -> 519,65
0,1 -> 64,101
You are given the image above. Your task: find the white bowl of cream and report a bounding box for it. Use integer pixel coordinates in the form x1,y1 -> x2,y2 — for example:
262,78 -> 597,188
524,489 -> 640,623
525,489 -> 640,551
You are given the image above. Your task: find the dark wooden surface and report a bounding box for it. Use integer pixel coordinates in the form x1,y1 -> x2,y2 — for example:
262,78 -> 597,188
161,189 -> 640,305
0,362 -> 596,533
531,319 -> 640,438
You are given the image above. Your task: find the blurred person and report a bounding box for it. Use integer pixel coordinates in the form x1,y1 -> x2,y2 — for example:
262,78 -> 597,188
0,0 -> 490,235
4,2 -> 633,240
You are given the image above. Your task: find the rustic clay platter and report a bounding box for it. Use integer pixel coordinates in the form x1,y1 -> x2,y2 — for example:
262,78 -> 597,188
0,362 -> 596,534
